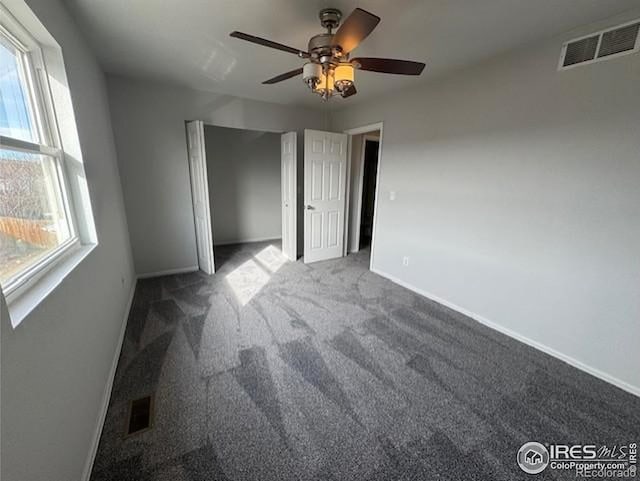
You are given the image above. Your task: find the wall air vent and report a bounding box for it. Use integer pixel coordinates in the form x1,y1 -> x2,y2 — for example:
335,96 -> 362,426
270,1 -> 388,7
563,35 -> 599,66
598,22 -> 640,58
559,19 -> 640,70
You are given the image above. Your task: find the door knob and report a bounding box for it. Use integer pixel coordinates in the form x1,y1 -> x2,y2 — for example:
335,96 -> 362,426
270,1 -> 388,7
306,205 -> 315,210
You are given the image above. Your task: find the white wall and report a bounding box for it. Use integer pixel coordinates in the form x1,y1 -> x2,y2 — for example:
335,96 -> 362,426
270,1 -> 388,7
332,10 -> 640,394
204,126 -> 281,245
0,1 -> 135,480
107,76 -> 325,275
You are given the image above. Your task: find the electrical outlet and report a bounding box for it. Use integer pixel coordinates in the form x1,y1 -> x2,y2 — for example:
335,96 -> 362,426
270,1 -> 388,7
389,190 -> 396,201
402,256 -> 409,266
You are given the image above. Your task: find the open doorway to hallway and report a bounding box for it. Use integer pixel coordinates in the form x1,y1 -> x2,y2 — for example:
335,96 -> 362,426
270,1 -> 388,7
358,137 -> 379,250
345,124 -> 382,265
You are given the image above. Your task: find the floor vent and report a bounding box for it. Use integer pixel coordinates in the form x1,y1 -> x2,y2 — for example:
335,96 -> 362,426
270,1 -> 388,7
126,395 -> 154,436
559,19 -> 640,69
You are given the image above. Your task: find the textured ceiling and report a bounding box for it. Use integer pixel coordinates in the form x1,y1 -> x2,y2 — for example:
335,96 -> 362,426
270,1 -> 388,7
63,0 -> 638,107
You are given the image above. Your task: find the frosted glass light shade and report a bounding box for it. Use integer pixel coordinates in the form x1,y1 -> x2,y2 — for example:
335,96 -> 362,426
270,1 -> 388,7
303,62 -> 322,85
334,63 -> 354,90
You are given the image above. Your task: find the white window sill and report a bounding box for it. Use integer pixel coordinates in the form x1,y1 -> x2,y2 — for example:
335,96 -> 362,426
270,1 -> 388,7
5,243 -> 96,328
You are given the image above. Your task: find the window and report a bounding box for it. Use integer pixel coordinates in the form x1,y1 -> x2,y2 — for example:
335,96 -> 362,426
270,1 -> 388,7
0,14 -> 79,296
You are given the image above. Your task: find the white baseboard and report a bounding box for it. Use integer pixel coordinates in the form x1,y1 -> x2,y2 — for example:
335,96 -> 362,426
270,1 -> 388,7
137,265 -> 199,279
371,267 -> 640,398
215,237 -> 281,246
81,278 -> 137,481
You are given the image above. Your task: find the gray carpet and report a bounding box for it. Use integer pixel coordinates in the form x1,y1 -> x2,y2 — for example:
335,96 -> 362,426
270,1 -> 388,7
91,241 -> 639,481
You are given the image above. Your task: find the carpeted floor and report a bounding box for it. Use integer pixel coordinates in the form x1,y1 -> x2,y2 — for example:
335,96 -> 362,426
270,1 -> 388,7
91,241 -> 639,481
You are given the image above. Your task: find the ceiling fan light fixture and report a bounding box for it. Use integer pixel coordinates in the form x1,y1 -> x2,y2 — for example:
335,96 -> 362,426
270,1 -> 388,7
302,62 -> 322,89
315,70 -> 335,97
230,7 -> 426,101
334,63 -> 354,91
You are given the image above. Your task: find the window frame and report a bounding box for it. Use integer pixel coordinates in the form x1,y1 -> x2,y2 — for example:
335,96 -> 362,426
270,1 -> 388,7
0,9 -> 81,299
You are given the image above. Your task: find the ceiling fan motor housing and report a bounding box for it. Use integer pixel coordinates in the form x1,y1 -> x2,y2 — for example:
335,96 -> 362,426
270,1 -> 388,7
308,34 -> 342,64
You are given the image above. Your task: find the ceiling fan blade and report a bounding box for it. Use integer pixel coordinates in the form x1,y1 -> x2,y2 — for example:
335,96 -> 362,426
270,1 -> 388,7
332,8 -> 380,54
342,84 -> 357,98
230,31 -> 308,57
262,68 -> 303,85
352,57 -> 425,75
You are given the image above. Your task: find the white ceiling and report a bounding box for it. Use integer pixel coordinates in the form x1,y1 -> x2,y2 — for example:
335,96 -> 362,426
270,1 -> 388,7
63,0 -> 638,108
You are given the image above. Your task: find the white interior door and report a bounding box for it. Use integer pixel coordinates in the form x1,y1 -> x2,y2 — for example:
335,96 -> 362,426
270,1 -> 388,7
186,120 -> 215,274
303,129 -> 348,263
281,132 -> 297,261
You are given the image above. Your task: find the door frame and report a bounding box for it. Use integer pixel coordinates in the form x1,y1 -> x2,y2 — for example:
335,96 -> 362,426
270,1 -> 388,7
343,122 -> 384,271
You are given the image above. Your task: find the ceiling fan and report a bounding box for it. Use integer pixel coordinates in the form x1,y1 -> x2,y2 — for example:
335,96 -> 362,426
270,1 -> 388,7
230,7 -> 426,100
